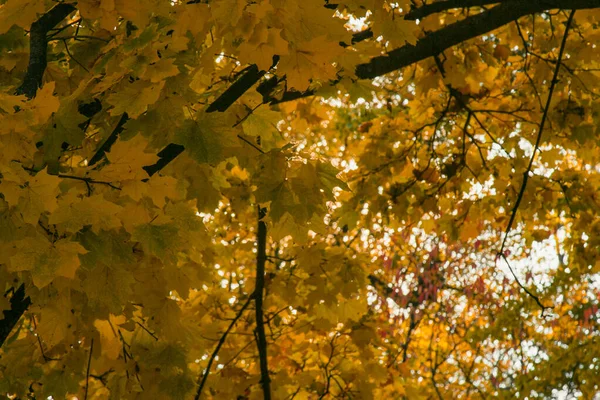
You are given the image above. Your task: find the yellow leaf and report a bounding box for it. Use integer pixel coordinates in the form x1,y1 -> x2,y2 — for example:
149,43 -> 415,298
0,168 -> 61,224
106,80 -> 165,118
94,315 -> 126,360
29,82 -> 60,125
175,2 -> 210,37
0,0 -> 45,34
49,193 -> 123,234
238,25 -> 289,71
121,179 -> 149,201
143,58 -> 180,83
278,36 -> 343,90
36,292 -> 77,349
0,92 -> 26,114
9,233 -> 87,288
459,217 -> 480,242
91,134 -> 159,182
147,175 -> 184,208
371,8 -> 417,47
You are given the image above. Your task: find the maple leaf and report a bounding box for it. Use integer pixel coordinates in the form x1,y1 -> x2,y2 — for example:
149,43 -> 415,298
279,36 -> 344,90
0,0 -> 45,34
106,80 -> 165,119
91,134 -> 159,182
0,92 -> 26,113
27,82 -> 60,125
49,193 -> 123,234
238,25 -> 289,71
174,111 -> 239,165
0,168 -> 61,224
241,107 -> 283,151
9,233 -> 87,288
370,8 -> 418,48
143,58 -> 181,83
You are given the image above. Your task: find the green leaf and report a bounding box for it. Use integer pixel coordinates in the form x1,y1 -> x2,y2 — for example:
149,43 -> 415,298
174,111 -> 239,165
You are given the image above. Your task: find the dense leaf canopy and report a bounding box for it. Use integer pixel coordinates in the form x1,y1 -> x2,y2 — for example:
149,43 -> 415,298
1,0 -> 600,399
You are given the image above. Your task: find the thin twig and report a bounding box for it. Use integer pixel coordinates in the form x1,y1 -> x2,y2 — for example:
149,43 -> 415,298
32,317 -> 59,362
135,320 -> 158,341
61,38 -> 89,72
84,338 -> 94,400
237,134 -> 265,154
50,35 -> 109,42
57,174 -> 121,190
47,18 -> 82,38
501,255 -> 548,313
194,292 -> 255,400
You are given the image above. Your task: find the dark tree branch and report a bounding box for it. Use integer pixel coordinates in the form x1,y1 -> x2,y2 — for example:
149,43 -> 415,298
207,27 -> 372,113
207,65 -> 266,112
88,113 -> 129,167
255,207 -> 272,400
3,5 -> 76,343
142,143 -> 185,177
498,10 -> 575,313
88,116 -> 185,177
16,3 -> 77,99
355,0 -> 595,79
0,284 -> 31,348
405,0 -> 504,21
206,0 -> 599,110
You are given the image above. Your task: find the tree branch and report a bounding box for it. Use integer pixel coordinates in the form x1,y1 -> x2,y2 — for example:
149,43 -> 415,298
499,9 -> 574,255
355,0 -> 594,79
207,64 -> 266,112
142,143 -> 186,178
498,9 -> 575,313
0,3 -> 75,342
2,5 -> 76,343
255,207 -> 272,400
0,284 -> 31,348
84,338 -> 94,400
16,3 -> 77,98
205,0 -> 599,110
207,27 -> 372,113
405,0 -> 504,21
88,113 -> 129,167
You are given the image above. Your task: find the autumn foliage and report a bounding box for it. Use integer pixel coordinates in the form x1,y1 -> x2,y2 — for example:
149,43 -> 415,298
1,0 -> 600,399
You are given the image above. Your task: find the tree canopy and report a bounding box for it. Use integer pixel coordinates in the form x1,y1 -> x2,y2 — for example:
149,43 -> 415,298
1,0 -> 600,399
